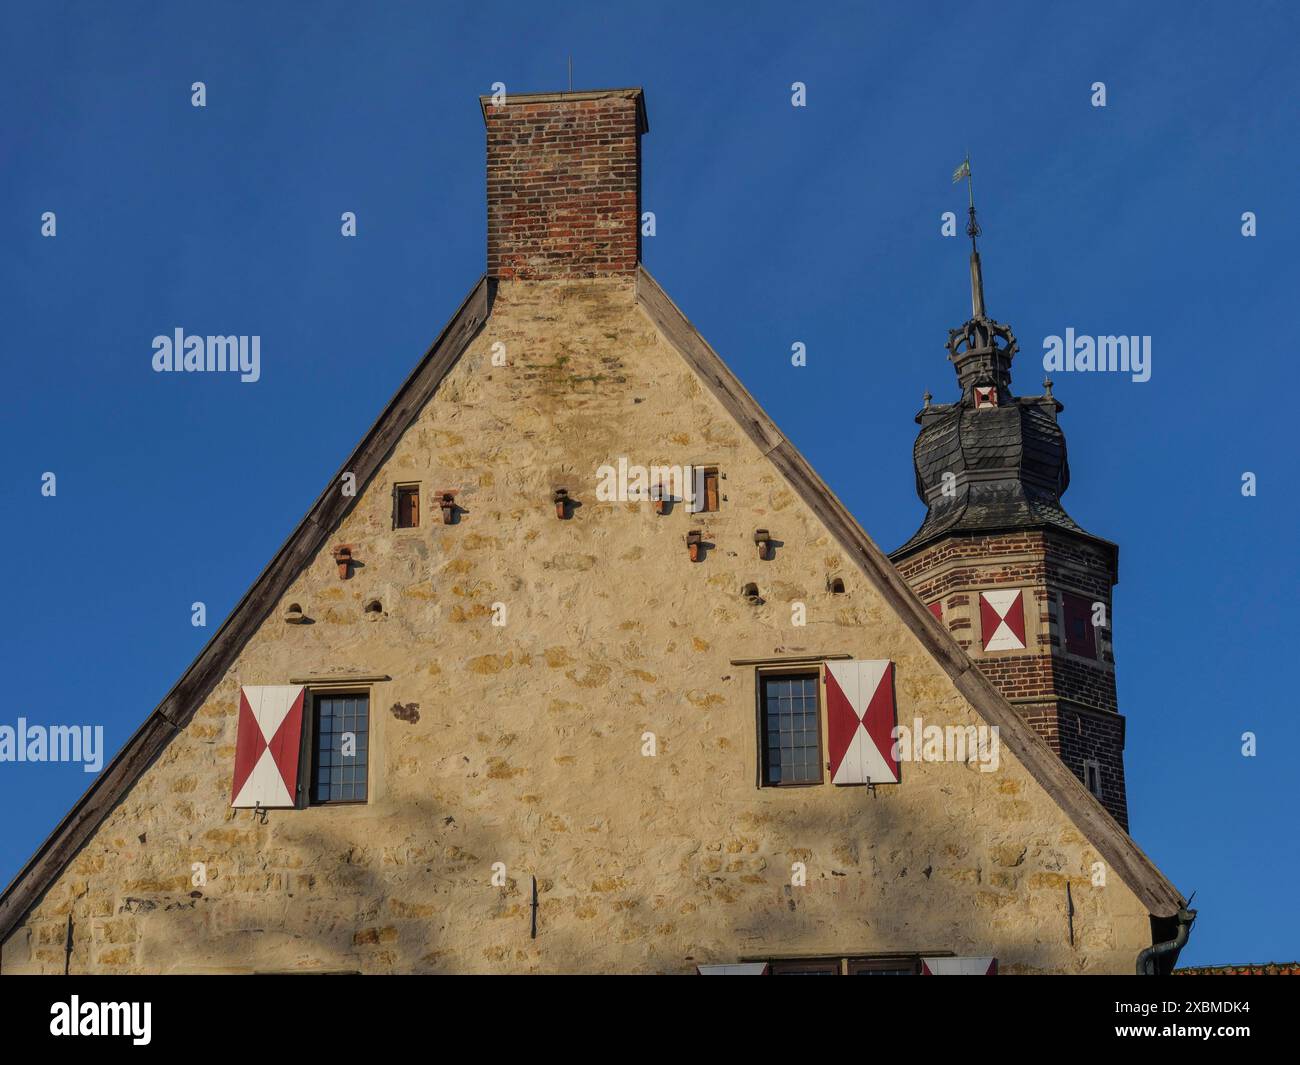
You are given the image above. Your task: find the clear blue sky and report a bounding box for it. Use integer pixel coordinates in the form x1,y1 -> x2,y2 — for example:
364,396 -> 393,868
2,1 -> 1296,967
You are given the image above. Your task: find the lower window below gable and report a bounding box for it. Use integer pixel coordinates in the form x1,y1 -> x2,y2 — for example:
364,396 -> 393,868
304,691 -> 370,805
758,671 -> 823,786
750,657 -> 901,789
760,954 -> 995,975
768,955 -> 921,975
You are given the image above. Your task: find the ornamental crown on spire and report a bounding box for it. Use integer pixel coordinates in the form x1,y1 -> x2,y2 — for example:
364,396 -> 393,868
945,156 -> 1018,403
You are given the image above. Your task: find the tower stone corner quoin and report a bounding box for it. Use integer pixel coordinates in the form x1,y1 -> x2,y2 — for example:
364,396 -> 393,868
0,87 -> 1190,976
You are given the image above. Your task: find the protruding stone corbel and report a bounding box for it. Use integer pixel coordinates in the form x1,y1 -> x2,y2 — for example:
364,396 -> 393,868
553,487 -> 570,520
687,529 -> 703,563
438,491 -> 457,525
754,528 -> 772,561
331,545 -> 354,580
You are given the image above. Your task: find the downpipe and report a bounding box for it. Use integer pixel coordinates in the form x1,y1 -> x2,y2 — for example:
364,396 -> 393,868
1137,906 -> 1196,975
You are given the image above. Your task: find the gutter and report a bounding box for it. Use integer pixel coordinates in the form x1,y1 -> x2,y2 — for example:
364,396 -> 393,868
1137,907 -> 1196,975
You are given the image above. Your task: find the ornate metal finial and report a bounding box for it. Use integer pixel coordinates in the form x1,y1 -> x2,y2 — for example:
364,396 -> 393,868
923,390 -> 932,409
1043,377 -> 1053,397
953,153 -> 979,252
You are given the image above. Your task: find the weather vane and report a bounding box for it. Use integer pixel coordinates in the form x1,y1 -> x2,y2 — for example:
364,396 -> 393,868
952,153 -> 979,252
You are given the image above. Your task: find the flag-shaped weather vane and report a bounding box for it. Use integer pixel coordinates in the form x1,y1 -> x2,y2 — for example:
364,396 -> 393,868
953,154 -> 979,252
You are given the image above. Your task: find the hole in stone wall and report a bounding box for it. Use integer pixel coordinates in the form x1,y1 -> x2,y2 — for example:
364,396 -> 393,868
828,578 -> 846,595
364,599 -> 383,614
741,583 -> 762,603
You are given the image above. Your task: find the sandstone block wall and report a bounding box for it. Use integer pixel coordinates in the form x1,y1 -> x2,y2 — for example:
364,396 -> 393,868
2,279 -> 1154,974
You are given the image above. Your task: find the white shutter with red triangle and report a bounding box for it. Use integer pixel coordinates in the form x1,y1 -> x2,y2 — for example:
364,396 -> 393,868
824,660 -> 899,785
231,685 -> 306,808
921,956 -> 998,975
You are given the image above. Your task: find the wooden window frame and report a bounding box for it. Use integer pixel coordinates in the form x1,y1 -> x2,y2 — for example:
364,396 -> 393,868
394,482 -> 421,530
702,467 -> 720,513
688,465 -> 721,513
755,667 -> 825,788
300,689 -> 371,807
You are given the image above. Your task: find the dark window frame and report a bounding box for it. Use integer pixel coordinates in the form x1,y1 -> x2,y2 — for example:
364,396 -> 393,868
1084,759 -> 1103,799
306,691 -> 371,806
769,958 -> 841,975
757,669 -> 824,788
847,956 -> 922,975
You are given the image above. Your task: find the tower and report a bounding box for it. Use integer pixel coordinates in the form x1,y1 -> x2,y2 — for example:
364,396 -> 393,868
890,168 -> 1129,827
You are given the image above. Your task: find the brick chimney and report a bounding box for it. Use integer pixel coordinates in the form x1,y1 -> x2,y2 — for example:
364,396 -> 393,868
480,88 -> 648,280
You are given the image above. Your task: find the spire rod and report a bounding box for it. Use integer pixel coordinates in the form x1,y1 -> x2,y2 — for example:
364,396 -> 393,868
963,150 -> 979,253
954,152 -> 985,319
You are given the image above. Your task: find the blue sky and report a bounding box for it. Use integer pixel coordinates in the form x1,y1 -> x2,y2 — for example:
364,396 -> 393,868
2,1 -> 1296,967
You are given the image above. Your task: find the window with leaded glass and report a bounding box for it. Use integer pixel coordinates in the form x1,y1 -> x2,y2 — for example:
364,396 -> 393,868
760,672 -> 822,786
311,693 -> 369,804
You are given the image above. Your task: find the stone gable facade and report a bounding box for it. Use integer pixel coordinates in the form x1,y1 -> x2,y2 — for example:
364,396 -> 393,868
0,89 -> 1186,975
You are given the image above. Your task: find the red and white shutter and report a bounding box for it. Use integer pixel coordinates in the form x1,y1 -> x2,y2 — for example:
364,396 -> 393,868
231,685 -> 305,808
974,386 -> 998,408
825,660 -> 899,785
922,957 -> 998,975
1062,592 -> 1097,659
979,589 -> 1026,651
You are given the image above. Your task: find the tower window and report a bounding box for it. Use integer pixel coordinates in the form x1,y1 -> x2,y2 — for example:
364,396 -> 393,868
974,385 -> 998,409
1062,593 -> 1098,659
1084,760 -> 1102,799
829,578 -> 846,595
395,484 -> 420,528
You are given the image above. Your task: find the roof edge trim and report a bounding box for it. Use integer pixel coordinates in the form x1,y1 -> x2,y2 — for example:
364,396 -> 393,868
0,276 -> 493,943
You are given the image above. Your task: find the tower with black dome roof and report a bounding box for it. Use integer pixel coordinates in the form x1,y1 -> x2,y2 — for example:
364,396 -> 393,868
890,184 -> 1129,827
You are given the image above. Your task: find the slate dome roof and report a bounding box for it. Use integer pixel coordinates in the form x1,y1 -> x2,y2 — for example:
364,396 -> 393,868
891,240 -> 1100,561
893,393 -> 1083,557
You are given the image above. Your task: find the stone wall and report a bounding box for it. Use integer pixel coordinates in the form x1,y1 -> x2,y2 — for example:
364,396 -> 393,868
2,279 -> 1154,974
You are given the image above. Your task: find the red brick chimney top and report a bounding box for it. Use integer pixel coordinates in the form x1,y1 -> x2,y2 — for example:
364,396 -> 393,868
480,88 -> 648,280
